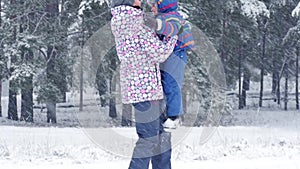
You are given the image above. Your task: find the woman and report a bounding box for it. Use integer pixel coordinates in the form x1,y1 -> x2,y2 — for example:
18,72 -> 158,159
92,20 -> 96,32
110,0 -> 177,168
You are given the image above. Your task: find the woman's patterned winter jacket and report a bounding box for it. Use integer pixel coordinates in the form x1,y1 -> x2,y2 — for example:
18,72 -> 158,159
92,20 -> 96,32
111,5 -> 177,104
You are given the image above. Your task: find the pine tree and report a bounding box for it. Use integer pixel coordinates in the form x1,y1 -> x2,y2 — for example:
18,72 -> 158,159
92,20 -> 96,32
18,0 -> 37,122
266,1 -> 297,106
80,1 -> 118,118
29,0 -> 82,123
284,7 -> 300,110
45,0 -> 59,123
0,0 -> 3,117
1,0 -> 47,122
181,0 -> 262,111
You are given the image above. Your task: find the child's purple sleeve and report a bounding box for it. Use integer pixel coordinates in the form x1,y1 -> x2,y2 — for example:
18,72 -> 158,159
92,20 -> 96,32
156,15 -> 182,38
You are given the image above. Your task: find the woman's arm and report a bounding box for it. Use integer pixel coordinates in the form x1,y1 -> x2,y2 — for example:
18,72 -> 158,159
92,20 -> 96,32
142,29 -> 178,63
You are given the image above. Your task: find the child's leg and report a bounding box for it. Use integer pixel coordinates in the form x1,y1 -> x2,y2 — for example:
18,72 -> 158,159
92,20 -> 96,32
160,51 -> 187,118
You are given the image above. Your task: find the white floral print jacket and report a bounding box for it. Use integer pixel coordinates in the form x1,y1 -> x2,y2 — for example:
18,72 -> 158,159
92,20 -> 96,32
111,5 -> 177,104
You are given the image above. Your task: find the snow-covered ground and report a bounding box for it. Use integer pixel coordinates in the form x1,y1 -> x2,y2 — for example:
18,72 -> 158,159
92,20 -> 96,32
1,109 -> 300,169
1,81 -> 300,168
0,126 -> 300,169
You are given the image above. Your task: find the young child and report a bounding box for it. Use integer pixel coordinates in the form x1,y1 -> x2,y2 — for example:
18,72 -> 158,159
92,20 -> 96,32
145,0 -> 194,129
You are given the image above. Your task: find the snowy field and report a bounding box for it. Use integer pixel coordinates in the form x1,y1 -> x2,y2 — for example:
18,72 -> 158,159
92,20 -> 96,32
1,109 -> 300,169
0,125 -> 300,169
1,82 -> 300,168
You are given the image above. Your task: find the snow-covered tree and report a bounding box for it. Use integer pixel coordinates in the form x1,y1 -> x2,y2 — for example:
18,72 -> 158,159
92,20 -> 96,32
282,1 -> 300,109
78,0 -> 121,119
37,0 -> 84,123
265,0 -> 298,109
0,0 -> 84,123
0,0 -> 3,117
178,0 -> 298,111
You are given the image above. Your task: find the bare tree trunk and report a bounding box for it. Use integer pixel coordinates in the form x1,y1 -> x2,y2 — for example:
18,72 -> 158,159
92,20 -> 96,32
221,9 -> 227,85
46,102 -> 56,123
109,50 -> 117,118
79,18 -> 84,111
20,75 -> 33,122
259,30 -> 266,108
46,46 -> 57,123
242,69 -> 250,107
272,69 -> 276,94
58,0 -> 67,103
272,62 -> 280,103
284,63 -> 289,111
259,63 -> 264,107
238,48 -> 243,109
272,58 -> 280,104
121,104 -> 132,126
19,21 -> 34,122
182,85 -> 187,122
109,77 -> 117,118
8,0 -> 18,121
45,1 -> 59,123
277,72 -> 281,105
79,52 -> 83,111
8,88 -> 18,120
20,57 -> 34,122
277,56 -> 291,106
20,51 -> 34,122
296,47 -> 299,110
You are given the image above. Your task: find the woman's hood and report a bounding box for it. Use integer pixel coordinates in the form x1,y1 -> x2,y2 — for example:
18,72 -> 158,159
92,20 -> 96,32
111,6 -> 144,39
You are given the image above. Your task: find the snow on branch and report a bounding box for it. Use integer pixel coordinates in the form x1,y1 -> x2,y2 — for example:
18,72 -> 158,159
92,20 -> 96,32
240,0 -> 270,21
78,0 -> 106,16
292,2 -> 300,17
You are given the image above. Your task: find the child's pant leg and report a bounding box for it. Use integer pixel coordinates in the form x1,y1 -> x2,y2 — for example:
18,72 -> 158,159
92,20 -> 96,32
160,52 -> 187,117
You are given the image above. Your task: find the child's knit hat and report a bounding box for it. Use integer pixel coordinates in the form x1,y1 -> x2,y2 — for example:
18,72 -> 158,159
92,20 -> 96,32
156,0 -> 178,13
